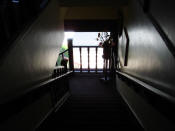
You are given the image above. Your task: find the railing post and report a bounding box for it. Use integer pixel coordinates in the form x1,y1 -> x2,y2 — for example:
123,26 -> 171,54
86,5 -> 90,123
79,47 -> 82,73
87,47 -> 90,73
96,47 -> 98,73
68,39 -> 74,72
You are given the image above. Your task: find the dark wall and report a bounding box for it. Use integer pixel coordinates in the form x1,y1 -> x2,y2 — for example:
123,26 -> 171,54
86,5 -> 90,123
0,0 -> 64,104
118,0 -> 175,98
0,0 -> 68,130
149,0 -> 175,47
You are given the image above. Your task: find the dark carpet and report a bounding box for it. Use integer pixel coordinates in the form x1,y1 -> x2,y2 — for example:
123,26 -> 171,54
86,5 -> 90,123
37,74 -> 143,131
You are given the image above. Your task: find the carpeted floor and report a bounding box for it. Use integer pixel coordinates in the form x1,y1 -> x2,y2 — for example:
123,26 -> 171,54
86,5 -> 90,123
37,74 -> 143,131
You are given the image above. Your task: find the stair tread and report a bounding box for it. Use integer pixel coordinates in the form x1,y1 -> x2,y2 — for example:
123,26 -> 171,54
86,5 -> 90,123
37,75 -> 143,131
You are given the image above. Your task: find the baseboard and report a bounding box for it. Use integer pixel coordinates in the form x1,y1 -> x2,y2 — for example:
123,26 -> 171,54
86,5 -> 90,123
54,92 -> 71,112
35,107 -> 54,130
35,91 -> 70,130
116,79 -> 145,129
116,76 -> 175,131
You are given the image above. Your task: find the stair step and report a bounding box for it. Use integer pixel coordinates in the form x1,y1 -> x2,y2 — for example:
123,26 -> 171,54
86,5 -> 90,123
37,75 -> 143,131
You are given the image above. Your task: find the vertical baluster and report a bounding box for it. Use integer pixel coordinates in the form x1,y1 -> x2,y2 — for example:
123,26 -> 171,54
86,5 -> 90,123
96,47 -> 98,73
79,47 -> 82,73
68,39 -> 74,72
88,47 -> 90,73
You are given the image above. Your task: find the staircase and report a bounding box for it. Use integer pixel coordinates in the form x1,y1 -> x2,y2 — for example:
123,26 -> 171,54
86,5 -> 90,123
37,74 -> 143,130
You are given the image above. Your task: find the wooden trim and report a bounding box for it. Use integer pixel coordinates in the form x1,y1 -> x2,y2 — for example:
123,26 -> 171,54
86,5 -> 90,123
59,49 -> 68,56
54,92 -> 70,112
0,71 -> 73,123
147,13 -> 175,58
68,39 -> 74,71
35,91 -> 70,130
137,0 -> 175,58
116,70 -> 175,125
123,27 -> 130,66
35,107 -> 54,130
116,70 -> 175,103
73,46 -> 101,48
116,79 -> 145,129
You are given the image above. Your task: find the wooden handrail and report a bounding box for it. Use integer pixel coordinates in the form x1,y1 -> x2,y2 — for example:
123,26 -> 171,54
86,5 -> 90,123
0,71 -> 73,123
73,46 -> 102,48
147,13 -> 175,58
59,49 -> 68,56
116,70 -> 175,104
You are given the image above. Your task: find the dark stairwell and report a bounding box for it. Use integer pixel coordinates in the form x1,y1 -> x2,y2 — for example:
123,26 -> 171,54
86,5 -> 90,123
1,0 -> 175,131
37,74 -> 143,130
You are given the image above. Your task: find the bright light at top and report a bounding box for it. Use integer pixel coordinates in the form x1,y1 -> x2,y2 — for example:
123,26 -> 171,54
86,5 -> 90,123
62,32 -> 75,45
62,32 -> 109,46
65,32 -> 75,39
12,0 -> 19,3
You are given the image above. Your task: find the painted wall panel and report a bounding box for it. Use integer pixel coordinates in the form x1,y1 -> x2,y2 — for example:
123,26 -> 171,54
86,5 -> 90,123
0,0 -> 65,103
149,0 -> 175,47
118,0 -> 175,97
